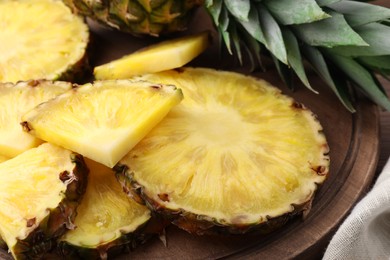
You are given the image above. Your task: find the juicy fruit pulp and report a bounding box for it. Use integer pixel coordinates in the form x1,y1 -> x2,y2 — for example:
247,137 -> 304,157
0,143 -> 88,259
59,159 -> 151,259
94,31 -> 210,80
22,80 -> 183,168
117,68 -> 330,234
0,0 -> 89,83
63,0 -> 204,37
0,80 -> 72,158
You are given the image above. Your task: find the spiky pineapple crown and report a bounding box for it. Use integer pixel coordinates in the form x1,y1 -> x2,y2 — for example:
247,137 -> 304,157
205,0 -> 390,112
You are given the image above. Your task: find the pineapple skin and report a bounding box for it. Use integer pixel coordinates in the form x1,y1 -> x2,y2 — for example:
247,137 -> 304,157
1,149 -> 88,259
57,218 -> 165,260
63,0 -> 204,37
115,163 -> 315,235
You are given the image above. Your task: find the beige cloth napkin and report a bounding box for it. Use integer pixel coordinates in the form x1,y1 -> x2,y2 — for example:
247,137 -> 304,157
323,158 -> 390,260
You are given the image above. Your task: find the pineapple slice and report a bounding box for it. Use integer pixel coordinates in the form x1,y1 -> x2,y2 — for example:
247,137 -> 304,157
115,68 -> 330,234
0,80 -> 72,158
0,143 -> 88,259
21,80 -> 183,168
94,31 -> 210,80
58,159 -> 152,259
0,0 -> 89,83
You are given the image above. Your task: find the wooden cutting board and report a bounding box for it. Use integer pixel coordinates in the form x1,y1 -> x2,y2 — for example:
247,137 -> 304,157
0,4 -> 382,260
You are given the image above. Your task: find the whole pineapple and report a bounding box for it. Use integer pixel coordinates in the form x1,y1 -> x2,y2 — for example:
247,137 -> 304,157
63,0 -> 204,37
65,0 -> 390,111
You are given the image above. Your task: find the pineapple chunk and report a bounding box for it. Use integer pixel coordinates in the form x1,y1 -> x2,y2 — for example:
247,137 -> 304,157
22,80 -> 183,168
94,31 -> 210,80
0,0 -> 89,83
116,68 -> 330,234
0,80 -> 72,158
0,143 -> 88,259
59,159 -> 151,259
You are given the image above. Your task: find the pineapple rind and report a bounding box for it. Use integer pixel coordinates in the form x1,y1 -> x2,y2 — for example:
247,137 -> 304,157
63,0 -> 204,37
94,31 -> 210,80
21,80 -> 183,168
0,80 -> 73,158
117,68 -> 329,234
0,143 -> 88,259
0,0 -> 89,83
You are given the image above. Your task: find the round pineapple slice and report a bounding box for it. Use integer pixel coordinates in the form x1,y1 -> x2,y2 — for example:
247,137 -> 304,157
0,0 -> 89,83
94,31 -> 210,80
0,143 -> 88,259
58,159 -> 154,259
115,68 -> 330,234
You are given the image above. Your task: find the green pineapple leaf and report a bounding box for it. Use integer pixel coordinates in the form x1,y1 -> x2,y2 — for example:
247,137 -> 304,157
325,51 -> 390,110
302,44 -> 356,112
328,1 -> 390,26
224,0 -> 250,22
316,0 -> 342,6
358,56 -> 390,72
293,10 -> 368,47
206,0 -> 222,26
330,23 -> 390,57
258,4 -> 288,64
271,54 -> 294,90
263,0 -> 330,25
218,5 -> 232,54
238,7 -> 266,44
242,30 -> 263,69
282,28 -> 318,93
206,0 -> 390,112
229,22 -> 243,64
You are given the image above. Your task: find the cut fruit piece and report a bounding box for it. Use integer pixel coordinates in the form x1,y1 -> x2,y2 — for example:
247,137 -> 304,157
115,68 -> 330,235
0,0 -> 89,83
21,80 -> 183,168
0,80 -> 73,158
58,159 -> 153,259
94,31 -> 210,80
0,143 -> 88,259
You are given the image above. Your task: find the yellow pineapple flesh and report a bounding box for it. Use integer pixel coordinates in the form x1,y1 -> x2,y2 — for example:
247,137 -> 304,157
0,143 -> 88,259
0,80 -> 72,158
116,68 -> 330,234
59,159 -> 151,258
0,0 -> 89,83
21,80 -> 183,168
94,31 -> 210,80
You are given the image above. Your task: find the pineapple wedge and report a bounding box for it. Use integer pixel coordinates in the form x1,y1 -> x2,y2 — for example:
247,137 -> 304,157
58,159 -> 152,259
0,80 -> 72,158
0,0 -> 89,83
115,68 -> 330,234
0,143 -> 88,259
21,80 -> 183,168
94,31 -> 210,80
